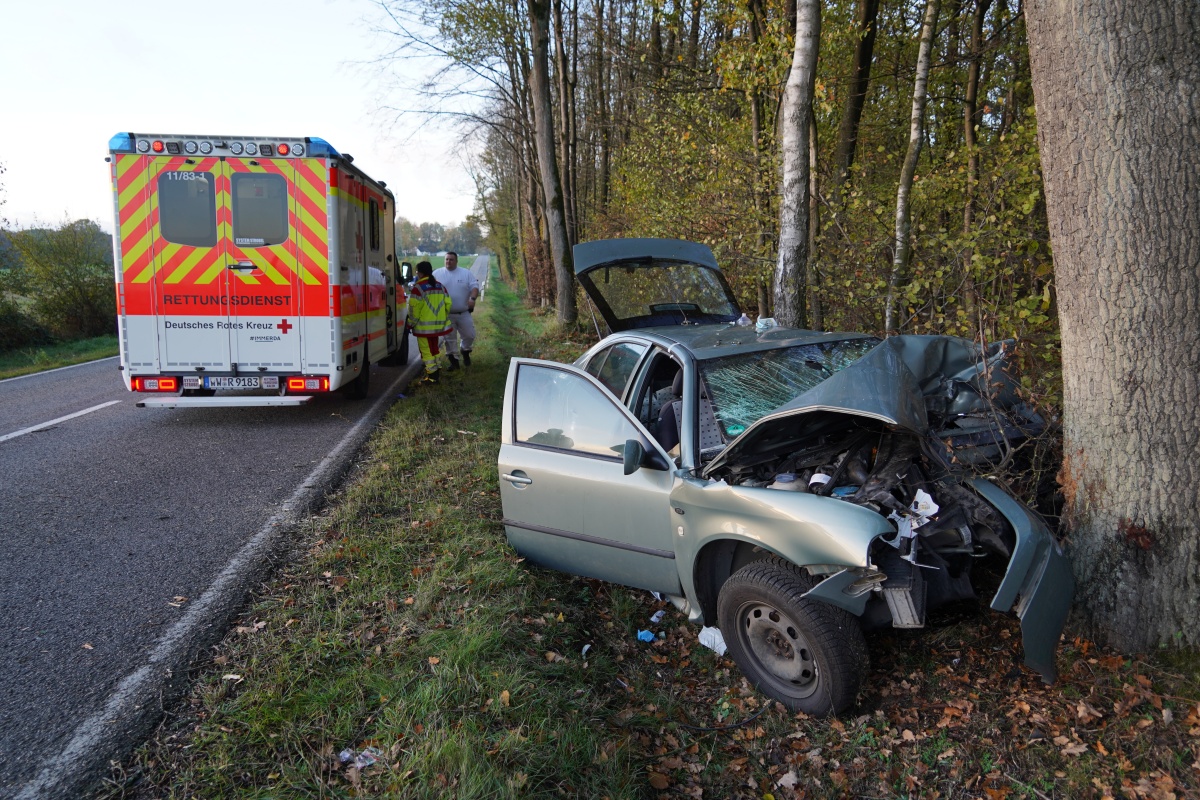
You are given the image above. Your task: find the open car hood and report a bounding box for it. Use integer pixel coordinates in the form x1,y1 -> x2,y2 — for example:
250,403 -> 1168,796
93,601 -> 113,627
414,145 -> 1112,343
574,238 -> 742,332
702,335 -> 1023,477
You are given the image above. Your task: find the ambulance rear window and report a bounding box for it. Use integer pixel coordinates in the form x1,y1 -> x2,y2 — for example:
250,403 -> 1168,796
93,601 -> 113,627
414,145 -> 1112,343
232,174 -> 289,247
158,171 -> 217,247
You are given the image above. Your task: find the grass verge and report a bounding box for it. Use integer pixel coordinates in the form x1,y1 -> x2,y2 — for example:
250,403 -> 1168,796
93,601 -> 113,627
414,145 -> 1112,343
100,275 -> 1199,799
0,334 -> 118,379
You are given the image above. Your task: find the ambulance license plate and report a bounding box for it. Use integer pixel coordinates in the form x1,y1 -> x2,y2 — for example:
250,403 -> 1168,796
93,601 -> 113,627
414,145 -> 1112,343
204,377 -> 260,390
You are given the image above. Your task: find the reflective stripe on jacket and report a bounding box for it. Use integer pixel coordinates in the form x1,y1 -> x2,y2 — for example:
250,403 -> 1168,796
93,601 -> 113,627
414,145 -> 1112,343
408,278 -> 452,337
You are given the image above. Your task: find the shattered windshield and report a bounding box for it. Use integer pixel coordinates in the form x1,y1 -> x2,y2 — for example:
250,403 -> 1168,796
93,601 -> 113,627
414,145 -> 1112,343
583,260 -> 739,328
700,338 -> 882,438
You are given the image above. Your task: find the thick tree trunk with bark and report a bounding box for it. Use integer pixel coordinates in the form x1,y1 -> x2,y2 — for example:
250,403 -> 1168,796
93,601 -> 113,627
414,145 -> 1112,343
529,0 -> 578,324
773,0 -> 821,328
1026,0 -> 1200,651
885,0 -> 939,334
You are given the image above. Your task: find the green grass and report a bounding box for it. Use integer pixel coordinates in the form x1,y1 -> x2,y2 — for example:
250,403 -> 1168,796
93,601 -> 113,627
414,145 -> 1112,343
0,334 -> 119,379
99,270 -> 1200,800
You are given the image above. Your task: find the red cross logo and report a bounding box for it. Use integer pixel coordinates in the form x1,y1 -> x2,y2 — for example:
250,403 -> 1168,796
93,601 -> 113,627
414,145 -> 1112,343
277,319 -> 293,334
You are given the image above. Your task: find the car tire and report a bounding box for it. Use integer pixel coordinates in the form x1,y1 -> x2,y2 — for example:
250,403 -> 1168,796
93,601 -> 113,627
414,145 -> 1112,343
717,558 -> 868,716
343,358 -> 371,399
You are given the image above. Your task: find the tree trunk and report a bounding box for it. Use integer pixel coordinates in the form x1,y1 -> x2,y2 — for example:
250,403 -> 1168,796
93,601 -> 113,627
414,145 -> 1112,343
1026,0 -> 1200,651
596,0 -> 611,210
688,0 -> 701,70
884,0 -> 939,335
961,0 -> 990,326
552,0 -> 578,246
832,0 -> 881,194
747,0 -> 768,254
529,0 -> 578,324
807,114 -> 822,331
772,0 -> 821,328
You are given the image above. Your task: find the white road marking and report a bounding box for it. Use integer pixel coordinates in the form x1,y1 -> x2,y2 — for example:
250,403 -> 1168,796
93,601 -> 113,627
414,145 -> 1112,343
0,401 -> 122,444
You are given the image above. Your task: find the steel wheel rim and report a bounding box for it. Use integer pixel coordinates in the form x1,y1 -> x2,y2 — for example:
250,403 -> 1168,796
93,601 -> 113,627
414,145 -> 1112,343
736,601 -> 819,700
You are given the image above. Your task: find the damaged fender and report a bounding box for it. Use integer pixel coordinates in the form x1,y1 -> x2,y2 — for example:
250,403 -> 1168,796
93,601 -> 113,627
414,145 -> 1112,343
970,478 -> 1074,683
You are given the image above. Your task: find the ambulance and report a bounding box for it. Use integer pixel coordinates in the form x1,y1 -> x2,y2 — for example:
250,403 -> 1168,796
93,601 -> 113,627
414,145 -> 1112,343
107,132 -> 409,407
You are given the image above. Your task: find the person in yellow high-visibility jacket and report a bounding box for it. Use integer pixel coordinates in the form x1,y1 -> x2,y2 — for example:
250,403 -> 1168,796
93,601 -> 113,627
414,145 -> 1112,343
407,261 -> 452,384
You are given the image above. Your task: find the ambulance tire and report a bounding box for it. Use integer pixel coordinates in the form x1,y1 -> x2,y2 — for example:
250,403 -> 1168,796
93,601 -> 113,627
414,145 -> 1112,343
343,359 -> 371,400
397,330 -> 410,365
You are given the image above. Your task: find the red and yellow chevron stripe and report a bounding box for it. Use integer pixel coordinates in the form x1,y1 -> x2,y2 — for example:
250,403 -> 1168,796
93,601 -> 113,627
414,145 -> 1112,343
113,153 -> 332,317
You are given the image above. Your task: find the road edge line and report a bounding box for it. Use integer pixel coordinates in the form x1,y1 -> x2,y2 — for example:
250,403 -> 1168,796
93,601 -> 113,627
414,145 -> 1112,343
14,359 -> 422,800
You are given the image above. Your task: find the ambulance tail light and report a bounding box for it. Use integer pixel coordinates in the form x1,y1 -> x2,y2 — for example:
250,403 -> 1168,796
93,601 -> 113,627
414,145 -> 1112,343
132,376 -> 179,393
286,376 -> 330,393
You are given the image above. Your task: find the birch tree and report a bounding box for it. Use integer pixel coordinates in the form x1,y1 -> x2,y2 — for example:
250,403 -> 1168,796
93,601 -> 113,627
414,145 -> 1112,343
773,0 -> 821,328
884,0 -> 939,335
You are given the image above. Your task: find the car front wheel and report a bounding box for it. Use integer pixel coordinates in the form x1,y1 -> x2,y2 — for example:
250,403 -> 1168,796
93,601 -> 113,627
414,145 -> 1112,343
717,558 -> 868,716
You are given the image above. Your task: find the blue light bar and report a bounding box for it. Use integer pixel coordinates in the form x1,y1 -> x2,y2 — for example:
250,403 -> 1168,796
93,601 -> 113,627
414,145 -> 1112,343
304,137 -> 341,158
109,133 -> 136,153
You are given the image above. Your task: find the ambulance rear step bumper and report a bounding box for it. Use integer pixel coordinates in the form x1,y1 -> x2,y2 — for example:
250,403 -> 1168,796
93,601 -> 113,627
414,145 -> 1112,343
136,396 -> 315,409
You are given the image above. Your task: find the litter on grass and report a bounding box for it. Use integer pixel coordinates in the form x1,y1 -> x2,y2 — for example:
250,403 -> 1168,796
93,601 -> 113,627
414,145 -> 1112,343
699,626 -> 727,656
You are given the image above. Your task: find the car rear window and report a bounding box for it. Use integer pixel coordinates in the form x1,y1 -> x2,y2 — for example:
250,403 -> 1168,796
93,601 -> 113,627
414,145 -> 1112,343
587,260 -> 739,325
700,338 -> 881,437
158,171 -> 217,247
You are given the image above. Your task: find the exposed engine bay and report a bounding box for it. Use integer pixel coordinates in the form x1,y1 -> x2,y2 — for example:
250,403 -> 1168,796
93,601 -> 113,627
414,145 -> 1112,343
702,411 -> 1038,631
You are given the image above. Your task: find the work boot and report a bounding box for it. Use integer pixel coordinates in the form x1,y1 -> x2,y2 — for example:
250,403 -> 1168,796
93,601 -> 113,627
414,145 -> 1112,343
447,355 -> 460,371
461,349 -> 472,366
418,370 -> 440,385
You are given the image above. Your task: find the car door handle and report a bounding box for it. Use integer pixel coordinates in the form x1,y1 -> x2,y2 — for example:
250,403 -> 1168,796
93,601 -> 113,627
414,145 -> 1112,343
228,260 -> 256,271
502,472 -> 533,486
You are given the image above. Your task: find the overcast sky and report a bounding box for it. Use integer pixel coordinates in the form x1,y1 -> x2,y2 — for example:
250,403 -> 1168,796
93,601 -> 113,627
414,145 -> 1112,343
0,0 -> 476,232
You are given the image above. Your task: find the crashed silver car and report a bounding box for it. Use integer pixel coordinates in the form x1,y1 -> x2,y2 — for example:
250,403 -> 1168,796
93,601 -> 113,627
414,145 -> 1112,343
498,238 -> 1072,715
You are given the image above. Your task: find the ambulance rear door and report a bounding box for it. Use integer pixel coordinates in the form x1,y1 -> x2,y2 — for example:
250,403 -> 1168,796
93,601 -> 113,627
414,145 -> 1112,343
147,156 -> 233,372
223,156 -> 303,375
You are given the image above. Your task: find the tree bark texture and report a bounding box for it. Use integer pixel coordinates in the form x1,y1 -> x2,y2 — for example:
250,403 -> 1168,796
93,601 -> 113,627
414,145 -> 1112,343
807,114 -> 822,330
885,0 -> 939,335
529,0 -> 578,324
773,0 -> 821,329
832,0 -> 881,193
1026,0 -> 1200,650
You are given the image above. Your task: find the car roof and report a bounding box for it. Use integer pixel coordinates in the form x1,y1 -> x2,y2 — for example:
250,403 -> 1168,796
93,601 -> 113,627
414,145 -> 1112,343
610,324 -> 880,361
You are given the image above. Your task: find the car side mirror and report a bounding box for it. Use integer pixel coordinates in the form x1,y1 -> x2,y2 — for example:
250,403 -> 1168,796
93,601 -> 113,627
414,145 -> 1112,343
623,439 -> 645,475
623,438 -> 669,474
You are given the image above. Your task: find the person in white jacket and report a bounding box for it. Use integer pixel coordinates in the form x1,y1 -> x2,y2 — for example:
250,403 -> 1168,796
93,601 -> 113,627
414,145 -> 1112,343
433,251 -> 480,370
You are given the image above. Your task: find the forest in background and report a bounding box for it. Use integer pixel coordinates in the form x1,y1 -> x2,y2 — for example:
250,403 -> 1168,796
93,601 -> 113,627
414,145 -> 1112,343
383,0 -> 1059,405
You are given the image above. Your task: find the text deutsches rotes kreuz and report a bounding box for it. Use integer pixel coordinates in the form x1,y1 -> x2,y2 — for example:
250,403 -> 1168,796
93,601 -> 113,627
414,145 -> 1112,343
164,321 -> 282,330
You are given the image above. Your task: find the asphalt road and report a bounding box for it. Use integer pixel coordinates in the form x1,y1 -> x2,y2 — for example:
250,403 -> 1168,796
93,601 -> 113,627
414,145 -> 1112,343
0,346 -> 421,798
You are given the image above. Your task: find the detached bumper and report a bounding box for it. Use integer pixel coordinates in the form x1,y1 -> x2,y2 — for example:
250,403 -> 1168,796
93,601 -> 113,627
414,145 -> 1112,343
969,478 -> 1074,683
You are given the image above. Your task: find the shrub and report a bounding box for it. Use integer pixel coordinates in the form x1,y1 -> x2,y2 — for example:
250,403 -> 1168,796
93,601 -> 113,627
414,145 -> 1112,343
8,219 -> 116,340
